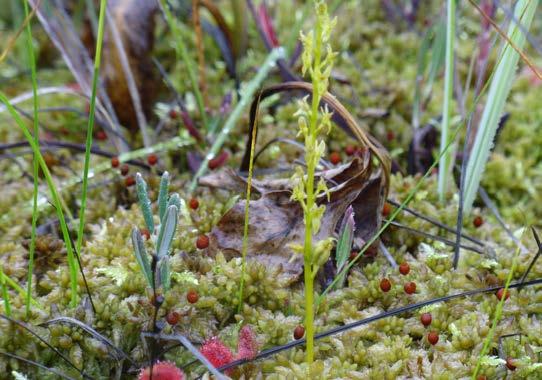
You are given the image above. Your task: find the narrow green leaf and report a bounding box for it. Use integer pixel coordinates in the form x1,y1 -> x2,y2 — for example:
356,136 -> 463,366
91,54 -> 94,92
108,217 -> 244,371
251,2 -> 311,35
158,171 -> 170,223
158,257 -> 171,291
131,228 -> 153,287
156,205 -> 179,259
136,173 -> 155,233
464,0 -> 538,213
0,265 -> 11,316
167,193 -> 181,211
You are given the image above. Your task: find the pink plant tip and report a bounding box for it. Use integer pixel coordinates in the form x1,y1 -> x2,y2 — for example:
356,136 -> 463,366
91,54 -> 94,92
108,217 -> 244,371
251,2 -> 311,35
138,361 -> 185,380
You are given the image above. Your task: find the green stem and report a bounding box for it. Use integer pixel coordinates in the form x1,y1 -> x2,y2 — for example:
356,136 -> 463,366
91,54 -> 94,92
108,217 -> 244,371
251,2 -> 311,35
160,0 -> 208,129
22,0 -> 39,319
0,92 -> 79,307
437,0 -> 456,202
0,265 -> 11,317
76,0 -> 107,258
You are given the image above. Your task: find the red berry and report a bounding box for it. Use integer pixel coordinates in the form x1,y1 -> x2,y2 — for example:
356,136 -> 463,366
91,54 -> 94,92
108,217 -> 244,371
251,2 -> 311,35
95,130 -> 107,141
364,244 -> 378,257
138,361 -> 185,380
125,175 -> 135,187
293,325 -> 305,340
473,216 -> 484,228
496,288 -> 510,301
196,235 -> 209,249
147,154 -> 158,166
345,145 -> 356,156
169,109 -> 179,119
111,156 -> 120,168
506,357 -> 516,371
477,376 -> 487,380
140,228 -> 151,240
166,311 -> 180,325
380,278 -> 392,292
329,152 -> 341,165
120,164 -> 129,176
386,130 -> 395,141
404,281 -> 416,294
382,202 -> 391,217
399,262 -> 410,275
427,331 -> 439,345
186,289 -> 199,304
420,313 -> 432,327
189,198 -> 199,210
349,250 -> 358,261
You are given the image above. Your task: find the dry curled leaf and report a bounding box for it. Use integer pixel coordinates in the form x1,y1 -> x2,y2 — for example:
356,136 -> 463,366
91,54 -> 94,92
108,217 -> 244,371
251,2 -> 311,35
200,151 -> 385,282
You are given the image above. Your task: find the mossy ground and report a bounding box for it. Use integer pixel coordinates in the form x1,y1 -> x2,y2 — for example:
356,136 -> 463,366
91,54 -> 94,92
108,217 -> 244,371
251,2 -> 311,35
0,1 -> 541,379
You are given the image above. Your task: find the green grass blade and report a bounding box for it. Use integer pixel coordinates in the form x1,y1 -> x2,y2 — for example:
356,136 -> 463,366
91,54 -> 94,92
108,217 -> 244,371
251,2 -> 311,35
0,265 -> 11,317
334,206 -> 355,289
437,0 -> 456,202
463,0 -> 538,213
472,231 -> 524,378
189,47 -> 285,192
0,92 -> 79,307
76,0 -> 107,258
22,0 -> 39,319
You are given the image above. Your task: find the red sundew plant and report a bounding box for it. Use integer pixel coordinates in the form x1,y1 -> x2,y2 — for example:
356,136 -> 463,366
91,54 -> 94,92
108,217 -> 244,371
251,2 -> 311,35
138,361 -> 185,380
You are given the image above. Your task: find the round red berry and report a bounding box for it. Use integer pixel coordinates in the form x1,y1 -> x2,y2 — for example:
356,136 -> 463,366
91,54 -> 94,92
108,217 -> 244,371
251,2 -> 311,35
404,281 -> 416,294
420,313 -> 432,327
380,278 -> 392,292
166,311 -> 180,325
382,202 -> 391,217
125,175 -> 135,187
140,228 -> 151,240
329,152 -> 341,165
186,289 -> 199,304
293,325 -> 305,340
111,156 -> 120,168
427,331 -> 439,345
95,130 -> 107,141
345,145 -> 356,156
120,164 -> 129,176
364,244 -> 379,258
506,357 -> 516,371
196,235 -> 209,249
473,216 -> 484,228
496,288 -> 510,301
189,198 -> 199,210
147,154 -> 158,166
168,109 -> 179,119
399,262 -> 410,275
386,130 -> 395,141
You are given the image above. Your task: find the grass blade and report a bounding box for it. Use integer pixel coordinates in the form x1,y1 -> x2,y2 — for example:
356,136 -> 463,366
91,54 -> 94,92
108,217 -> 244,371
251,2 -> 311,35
334,205 -> 355,289
437,0 -> 456,201
0,92 -> 79,307
22,0 -> 39,319
0,266 -> 11,317
463,0 -> 538,213
76,0 -> 107,263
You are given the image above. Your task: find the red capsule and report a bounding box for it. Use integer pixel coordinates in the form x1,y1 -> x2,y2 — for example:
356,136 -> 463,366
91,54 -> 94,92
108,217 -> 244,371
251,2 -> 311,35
329,152 -> 341,165
120,164 -> 129,176
186,289 -> 199,304
427,331 -> 439,345
420,313 -> 432,327
196,235 -> 209,249
166,311 -> 180,325
380,278 -> 392,292
140,228 -> 151,240
506,357 -> 516,371
95,130 -> 107,141
147,154 -> 158,166
404,281 -> 416,294
293,325 -> 305,340
399,262 -> 410,276
111,156 -> 120,168
189,198 -> 199,210
125,175 -> 135,187
473,216 -> 484,228
382,202 -> 391,217
496,288 -> 510,301
345,145 -> 356,156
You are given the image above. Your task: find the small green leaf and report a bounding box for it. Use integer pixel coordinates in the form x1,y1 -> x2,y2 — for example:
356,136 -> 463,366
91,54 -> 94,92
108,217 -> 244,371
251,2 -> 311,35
136,173 -> 154,233
96,266 -> 129,286
171,271 -> 199,285
167,193 -> 181,211
158,257 -> 171,291
131,228 -> 153,287
158,171 -> 170,223
479,355 -> 505,367
156,205 -> 179,259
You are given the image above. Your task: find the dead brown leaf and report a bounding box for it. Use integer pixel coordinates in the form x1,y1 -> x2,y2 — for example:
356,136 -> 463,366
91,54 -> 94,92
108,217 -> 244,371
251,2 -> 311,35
200,151 -> 385,282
